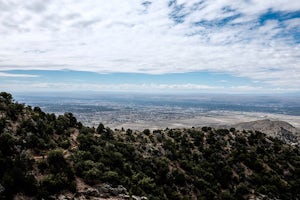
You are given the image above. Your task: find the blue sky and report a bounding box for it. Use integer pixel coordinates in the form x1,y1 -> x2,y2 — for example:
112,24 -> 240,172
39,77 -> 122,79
0,0 -> 300,93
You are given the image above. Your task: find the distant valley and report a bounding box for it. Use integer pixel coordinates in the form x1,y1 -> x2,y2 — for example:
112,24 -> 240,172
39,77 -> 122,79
15,93 -> 300,130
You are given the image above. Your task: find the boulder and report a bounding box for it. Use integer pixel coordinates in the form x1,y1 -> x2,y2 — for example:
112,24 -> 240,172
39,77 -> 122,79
96,183 -> 127,196
74,195 -> 87,200
132,195 -> 140,200
81,188 -> 100,197
0,184 -> 5,194
119,194 -> 130,199
131,195 -> 148,200
57,194 -> 71,200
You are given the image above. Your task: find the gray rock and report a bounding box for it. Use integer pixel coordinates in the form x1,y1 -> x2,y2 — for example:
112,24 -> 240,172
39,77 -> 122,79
48,195 -> 57,200
96,183 -> 128,196
279,127 -> 298,143
131,195 -> 148,200
82,188 -> 100,197
116,185 -> 127,194
132,195 -> 140,200
74,195 -> 87,200
58,194 -> 70,200
96,183 -> 111,194
99,193 -> 110,198
119,194 -> 130,199
0,184 -> 5,194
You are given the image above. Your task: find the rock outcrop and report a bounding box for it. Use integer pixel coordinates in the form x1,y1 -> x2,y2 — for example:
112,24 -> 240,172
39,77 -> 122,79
0,184 -> 4,194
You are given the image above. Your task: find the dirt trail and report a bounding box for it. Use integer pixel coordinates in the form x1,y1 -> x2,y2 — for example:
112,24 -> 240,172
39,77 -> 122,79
70,129 -> 80,150
75,177 -> 90,192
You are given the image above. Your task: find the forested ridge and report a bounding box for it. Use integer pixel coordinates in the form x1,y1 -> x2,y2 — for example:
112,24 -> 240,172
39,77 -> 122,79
0,92 -> 300,200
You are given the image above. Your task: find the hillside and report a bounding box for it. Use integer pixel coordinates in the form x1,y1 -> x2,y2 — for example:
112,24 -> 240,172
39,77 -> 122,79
0,92 -> 300,200
232,119 -> 300,144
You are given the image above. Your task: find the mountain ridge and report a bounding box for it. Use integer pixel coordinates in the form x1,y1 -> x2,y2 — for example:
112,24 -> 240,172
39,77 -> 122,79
230,119 -> 300,144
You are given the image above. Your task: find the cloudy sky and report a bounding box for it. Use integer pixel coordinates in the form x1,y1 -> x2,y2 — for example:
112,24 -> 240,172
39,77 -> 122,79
0,0 -> 300,93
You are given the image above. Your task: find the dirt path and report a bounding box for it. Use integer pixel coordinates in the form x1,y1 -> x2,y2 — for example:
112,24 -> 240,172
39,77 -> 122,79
70,129 -> 79,150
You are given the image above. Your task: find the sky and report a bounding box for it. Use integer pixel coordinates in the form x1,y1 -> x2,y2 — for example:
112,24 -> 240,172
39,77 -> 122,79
0,0 -> 300,93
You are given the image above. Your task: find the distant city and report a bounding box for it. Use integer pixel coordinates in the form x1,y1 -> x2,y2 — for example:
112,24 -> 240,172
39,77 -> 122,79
14,92 -> 300,130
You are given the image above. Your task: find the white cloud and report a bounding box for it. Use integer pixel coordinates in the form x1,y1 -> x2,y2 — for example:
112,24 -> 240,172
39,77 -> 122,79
2,82 -> 296,94
0,82 -> 220,92
0,72 -> 39,77
284,18 -> 300,30
0,0 -> 299,89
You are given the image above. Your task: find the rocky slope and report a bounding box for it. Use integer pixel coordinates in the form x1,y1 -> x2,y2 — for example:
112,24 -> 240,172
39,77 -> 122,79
232,119 -> 300,144
1,92 -> 300,200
